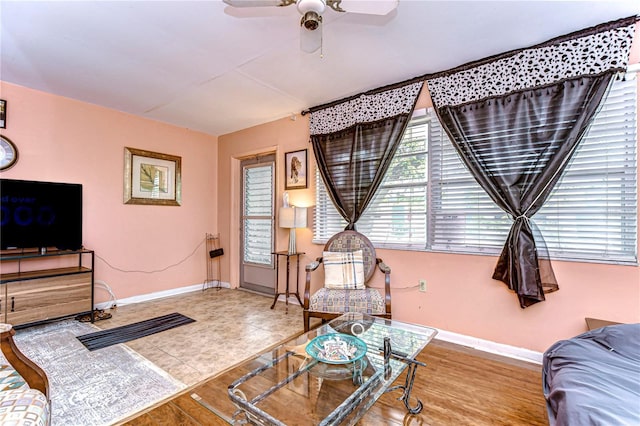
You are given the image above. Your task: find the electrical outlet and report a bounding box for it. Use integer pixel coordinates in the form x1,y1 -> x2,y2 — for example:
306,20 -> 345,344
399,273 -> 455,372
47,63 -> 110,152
419,279 -> 426,292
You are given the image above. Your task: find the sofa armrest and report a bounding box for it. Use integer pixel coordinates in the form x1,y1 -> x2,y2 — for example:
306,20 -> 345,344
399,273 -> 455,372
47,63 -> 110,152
0,324 -> 50,399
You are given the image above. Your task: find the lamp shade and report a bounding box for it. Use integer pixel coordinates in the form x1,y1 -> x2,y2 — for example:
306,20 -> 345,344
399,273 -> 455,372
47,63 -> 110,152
279,206 -> 307,229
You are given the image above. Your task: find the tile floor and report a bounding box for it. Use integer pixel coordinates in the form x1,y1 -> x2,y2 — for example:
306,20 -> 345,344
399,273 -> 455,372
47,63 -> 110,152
94,288 -> 307,386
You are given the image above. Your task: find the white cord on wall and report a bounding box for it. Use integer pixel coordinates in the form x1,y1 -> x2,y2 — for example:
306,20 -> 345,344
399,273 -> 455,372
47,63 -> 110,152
92,237 -> 209,309
94,279 -> 118,309
95,237 -> 206,274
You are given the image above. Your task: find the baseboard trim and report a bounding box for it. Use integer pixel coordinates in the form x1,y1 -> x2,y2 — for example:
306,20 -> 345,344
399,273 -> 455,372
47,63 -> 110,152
202,281 -> 232,291
94,281 -> 231,310
97,284 -> 542,364
434,328 -> 543,364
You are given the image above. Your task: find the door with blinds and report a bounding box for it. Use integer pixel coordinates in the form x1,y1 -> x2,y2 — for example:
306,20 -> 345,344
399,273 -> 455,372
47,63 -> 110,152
240,154 -> 276,294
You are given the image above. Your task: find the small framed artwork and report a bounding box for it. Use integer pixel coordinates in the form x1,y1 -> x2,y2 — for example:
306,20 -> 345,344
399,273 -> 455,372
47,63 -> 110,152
123,147 -> 182,206
0,100 -> 6,128
285,149 -> 307,190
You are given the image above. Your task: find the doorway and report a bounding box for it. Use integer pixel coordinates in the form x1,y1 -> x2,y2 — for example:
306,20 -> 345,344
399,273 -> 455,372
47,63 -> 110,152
239,154 -> 276,294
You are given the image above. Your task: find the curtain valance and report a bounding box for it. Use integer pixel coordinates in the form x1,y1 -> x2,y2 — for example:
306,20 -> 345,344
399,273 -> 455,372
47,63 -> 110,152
310,82 -> 423,135
428,17 -> 636,107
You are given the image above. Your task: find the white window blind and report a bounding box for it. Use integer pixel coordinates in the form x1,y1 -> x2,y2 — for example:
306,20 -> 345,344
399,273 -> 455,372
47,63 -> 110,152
315,76 -> 637,264
536,78 -> 638,262
428,107 -> 512,254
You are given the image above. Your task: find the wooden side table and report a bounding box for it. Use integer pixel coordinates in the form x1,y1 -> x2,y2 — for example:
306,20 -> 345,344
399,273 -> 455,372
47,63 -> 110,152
271,251 -> 304,313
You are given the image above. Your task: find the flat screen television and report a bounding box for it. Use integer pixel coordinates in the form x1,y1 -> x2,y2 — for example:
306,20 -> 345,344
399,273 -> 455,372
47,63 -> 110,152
0,178 -> 83,250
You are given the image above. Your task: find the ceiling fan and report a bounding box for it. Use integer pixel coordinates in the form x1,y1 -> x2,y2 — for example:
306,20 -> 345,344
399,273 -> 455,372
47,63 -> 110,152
222,0 -> 399,53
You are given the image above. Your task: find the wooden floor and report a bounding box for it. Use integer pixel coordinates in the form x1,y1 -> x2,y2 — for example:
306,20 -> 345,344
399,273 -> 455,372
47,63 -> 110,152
121,339 -> 548,425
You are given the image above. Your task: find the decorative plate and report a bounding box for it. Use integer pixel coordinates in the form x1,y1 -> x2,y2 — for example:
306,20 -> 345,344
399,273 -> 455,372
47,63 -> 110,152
306,333 -> 367,365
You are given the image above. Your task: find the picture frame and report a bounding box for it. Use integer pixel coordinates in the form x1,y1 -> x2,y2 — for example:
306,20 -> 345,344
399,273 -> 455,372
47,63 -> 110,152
123,147 -> 182,206
0,100 -> 6,129
285,149 -> 308,190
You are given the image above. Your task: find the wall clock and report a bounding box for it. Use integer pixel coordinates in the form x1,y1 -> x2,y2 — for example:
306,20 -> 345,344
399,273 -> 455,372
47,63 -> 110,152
0,135 -> 18,170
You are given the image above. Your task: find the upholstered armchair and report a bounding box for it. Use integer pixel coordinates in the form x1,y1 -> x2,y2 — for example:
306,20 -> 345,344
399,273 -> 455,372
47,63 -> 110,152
303,230 -> 391,332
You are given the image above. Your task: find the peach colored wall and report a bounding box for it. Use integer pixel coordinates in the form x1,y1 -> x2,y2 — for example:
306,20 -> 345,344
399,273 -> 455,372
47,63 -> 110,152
219,60 -> 640,354
0,82 -> 218,303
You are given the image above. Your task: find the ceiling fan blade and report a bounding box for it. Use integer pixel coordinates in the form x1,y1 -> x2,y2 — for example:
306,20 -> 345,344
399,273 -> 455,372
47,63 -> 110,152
300,21 -> 322,53
223,0 -> 292,7
337,0 -> 398,15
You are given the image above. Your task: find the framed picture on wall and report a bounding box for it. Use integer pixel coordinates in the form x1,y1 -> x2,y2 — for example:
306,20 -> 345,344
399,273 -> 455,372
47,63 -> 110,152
0,100 -> 6,129
285,149 -> 308,190
123,147 -> 182,206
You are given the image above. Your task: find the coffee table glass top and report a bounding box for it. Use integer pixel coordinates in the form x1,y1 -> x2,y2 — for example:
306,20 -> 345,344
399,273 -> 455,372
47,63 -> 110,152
225,313 -> 437,425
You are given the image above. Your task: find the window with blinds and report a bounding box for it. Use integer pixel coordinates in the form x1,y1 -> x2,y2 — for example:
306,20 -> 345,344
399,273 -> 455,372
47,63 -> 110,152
314,76 -> 637,264
243,162 -> 275,266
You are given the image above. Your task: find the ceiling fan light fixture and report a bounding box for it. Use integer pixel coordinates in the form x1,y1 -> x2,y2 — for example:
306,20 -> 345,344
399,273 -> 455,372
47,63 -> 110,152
301,11 -> 322,31
225,0 -> 398,54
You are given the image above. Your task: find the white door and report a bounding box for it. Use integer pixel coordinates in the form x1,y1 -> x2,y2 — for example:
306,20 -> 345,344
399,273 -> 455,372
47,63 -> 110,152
240,154 -> 276,294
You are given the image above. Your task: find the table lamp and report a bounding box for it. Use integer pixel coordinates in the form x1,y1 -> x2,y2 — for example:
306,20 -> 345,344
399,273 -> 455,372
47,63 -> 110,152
279,206 -> 307,254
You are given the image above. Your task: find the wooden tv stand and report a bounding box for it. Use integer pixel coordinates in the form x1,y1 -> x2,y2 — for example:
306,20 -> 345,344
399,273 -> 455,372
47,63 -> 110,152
0,248 -> 94,327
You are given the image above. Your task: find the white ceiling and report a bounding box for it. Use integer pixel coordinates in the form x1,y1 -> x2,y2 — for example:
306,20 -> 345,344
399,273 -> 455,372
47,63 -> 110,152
1,1 -> 639,137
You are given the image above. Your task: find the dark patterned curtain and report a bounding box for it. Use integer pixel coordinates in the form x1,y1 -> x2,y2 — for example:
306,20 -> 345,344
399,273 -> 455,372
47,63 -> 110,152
309,82 -> 423,230
427,17 -> 637,308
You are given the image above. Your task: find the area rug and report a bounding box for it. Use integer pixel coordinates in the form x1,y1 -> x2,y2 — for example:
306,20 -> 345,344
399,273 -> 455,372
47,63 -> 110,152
7,320 -> 185,426
77,312 -> 195,351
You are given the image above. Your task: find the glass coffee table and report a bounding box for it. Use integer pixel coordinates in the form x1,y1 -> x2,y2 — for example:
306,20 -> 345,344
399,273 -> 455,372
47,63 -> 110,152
194,313 -> 437,425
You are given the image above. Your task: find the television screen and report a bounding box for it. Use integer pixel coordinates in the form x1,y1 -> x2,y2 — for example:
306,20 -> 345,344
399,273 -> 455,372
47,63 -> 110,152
0,179 -> 83,250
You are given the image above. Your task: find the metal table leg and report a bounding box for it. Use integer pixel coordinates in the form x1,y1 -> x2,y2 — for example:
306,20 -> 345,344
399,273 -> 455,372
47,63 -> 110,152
385,348 -> 427,414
